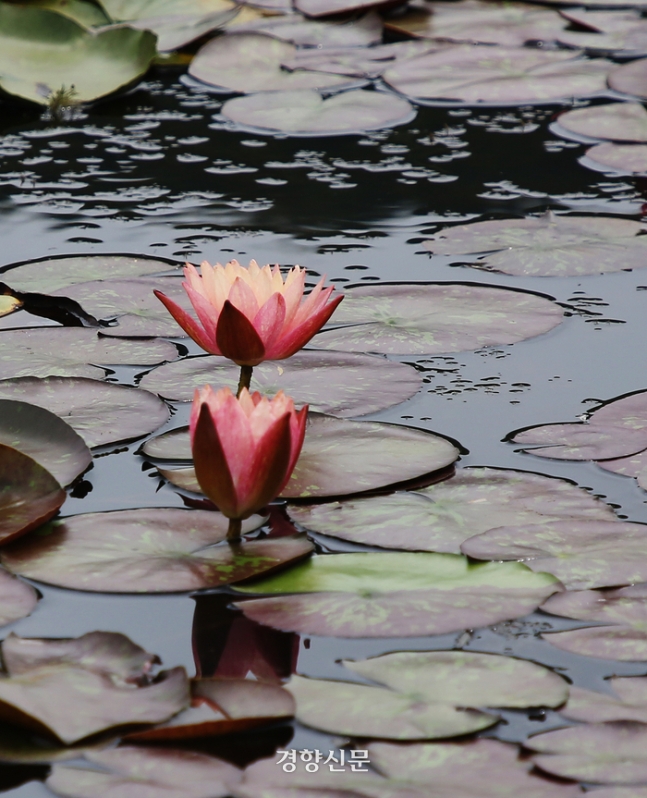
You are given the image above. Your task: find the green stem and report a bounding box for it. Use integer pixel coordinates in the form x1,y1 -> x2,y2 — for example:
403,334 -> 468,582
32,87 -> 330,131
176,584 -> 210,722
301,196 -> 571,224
237,365 -> 253,397
227,518 -> 243,542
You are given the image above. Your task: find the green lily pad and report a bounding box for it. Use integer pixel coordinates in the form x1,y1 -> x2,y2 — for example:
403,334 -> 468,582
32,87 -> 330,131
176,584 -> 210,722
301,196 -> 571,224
0,4 -> 157,105
512,423 -> 647,460
221,89 -> 416,136
462,519 -> 647,590
234,11 -> 383,47
311,284 -> 564,356
561,679 -> 647,724
0,443 -> 66,545
424,213 -> 647,277
145,414 -> 459,500
557,103 -> 647,143
286,673 -> 498,740
139,350 -> 422,417
528,723 -> 647,785
0,254 -> 179,295
232,552 -> 560,637
0,632 -> 189,745
0,567 -> 38,628
47,746 -> 241,797
586,143 -> 647,175
0,377 -> 169,448
0,399 -> 91,487
609,57 -> 647,100
0,329 -> 177,380
189,33 -> 359,93
289,467 -> 616,552
1,508 -> 311,593
382,45 -> 611,104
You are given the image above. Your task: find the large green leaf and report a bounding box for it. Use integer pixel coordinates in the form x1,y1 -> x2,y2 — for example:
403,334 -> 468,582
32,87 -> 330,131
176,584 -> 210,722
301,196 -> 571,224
23,0 -> 111,26
0,4 -> 157,105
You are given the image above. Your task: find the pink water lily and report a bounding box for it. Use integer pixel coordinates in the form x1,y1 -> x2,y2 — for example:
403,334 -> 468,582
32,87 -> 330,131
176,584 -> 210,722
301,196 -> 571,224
155,259 -> 343,367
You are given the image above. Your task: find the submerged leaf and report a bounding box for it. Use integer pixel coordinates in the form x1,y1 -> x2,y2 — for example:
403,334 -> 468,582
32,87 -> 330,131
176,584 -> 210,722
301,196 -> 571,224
512,423 -> 647,460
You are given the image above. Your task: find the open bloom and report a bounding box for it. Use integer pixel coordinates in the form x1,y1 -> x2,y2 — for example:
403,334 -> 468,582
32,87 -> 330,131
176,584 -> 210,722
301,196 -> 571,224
155,259 -> 343,366
190,385 -> 307,520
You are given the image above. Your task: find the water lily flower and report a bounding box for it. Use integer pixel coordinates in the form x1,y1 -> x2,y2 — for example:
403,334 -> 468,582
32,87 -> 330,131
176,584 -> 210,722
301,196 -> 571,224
155,259 -> 343,368
190,385 -> 307,540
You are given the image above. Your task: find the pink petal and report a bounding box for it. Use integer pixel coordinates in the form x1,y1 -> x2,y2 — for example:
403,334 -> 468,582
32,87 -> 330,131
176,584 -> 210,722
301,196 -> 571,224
184,284 -> 218,342
228,277 -> 260,321
154,290 -> 219,355
192,403 -> 238,518
266,293 -> 343,359
252,292 -> 287,350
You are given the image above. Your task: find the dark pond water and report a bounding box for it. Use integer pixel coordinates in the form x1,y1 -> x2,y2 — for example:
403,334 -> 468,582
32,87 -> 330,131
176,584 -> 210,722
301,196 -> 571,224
2,70 -> 647,795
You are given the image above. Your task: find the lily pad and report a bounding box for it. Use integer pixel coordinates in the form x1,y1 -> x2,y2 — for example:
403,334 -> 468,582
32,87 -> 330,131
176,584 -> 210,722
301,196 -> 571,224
221,88 -> 416,136
139,350 -> 422,416
0,329 -> 177,380
586,142 -> 647,175
561,679 -> 647,724
0,254 -> 179,295
557,11 -> 647,55
528,722 -> 647,785
1,508 -> 311,593
28,0 -> 111,27
145,414 -> 459,500
424,213 -> 647,277
598,450 -> 647,490
294,0 -> 396,19
232,552 -> 561,637
0,632 -> 189,744
0,568 -> 38,629
462,519 -> 647,590
557,103 -> 647,143
234,11 -> 383,47
382,45 -> 611,104
609,57 -> 647,99
189,33 -> 358,93
0,4 -> 157,106
47,746 -> 240,797
511,423 -> 647,460
0,399 -> 91,487
311,283 -> 564,356
286,673 -> 498,740
289,467 -> 616,552
0,377 -> 169,449
0,443 -> 66,545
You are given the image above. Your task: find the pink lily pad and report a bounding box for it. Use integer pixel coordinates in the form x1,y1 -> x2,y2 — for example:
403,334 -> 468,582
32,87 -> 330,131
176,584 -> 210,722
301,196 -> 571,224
511,423 -> 647,460
597,450 -> 647,491
294,0 -> 398,20
609,56 -> 647,99
586,142 -> 647,175
233,11 -> 383,47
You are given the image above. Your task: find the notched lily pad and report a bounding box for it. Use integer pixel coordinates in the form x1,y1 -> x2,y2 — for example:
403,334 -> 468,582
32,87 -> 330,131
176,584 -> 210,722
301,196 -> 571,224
1,508 -> 311,593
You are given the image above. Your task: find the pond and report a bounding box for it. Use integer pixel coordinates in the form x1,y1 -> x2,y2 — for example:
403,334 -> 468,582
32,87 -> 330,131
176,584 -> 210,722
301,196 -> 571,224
2,4 -> 647,796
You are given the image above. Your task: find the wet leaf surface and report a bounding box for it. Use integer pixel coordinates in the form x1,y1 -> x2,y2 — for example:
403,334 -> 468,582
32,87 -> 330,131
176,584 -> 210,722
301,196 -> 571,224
311,284 -> 564,356
586,143 -> 647,175
557,103 -> 647,143
233,11 -> 383,47
1,508 -> 310,593
0,399 -> 91,487
289,467 -> 616,552
557,10 -> 647,55
139,349 -> 421,416
561,678 -> 647,724
294,0 -> 396,19
609,56 -> 647,99
0,568 -> 38,629
0,443 -> 66,544
512,423 -> 647,460
47,746 -> 241,797
0,377 -> 170,448
424,213 -> 647,277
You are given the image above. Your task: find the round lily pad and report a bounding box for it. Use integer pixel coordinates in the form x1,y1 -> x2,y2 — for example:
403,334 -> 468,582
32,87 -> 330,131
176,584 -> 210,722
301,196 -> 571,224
233,11 -> 383,47
561,679 -> 647,724
0,329 -> 177,380
557,14 -> 647,56
609,57 -> 647,99
462,519 -> 647,590
289,467 -> 616,552
424,214 -> 647,277
144,414 -> 460,500
32,0 -> 111,27
0,568 -> 38,629
1,508 -> 312,593
139,350 -> 422,417
382,45 -> 611,104
221,89 -> 416,136
511,423 -> 647,460
294,0 -> 395,19
232,552 -> 561,637
556,103 -> 647,143
0,399 -> 91,487
586,142 -> 647,175
0,377 -> 169,448
189,33 -> 358,92
311,283 -> 564,356
0,443 -> 66,544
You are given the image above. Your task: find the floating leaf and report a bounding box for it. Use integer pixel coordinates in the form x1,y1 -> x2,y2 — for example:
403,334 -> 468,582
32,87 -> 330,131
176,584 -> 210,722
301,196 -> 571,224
462,519 -> 647,590
232,552 -> 560,637
609,57 -> 647,100
0,255 -> 179,295
234,11 -> 383,47
0,567 -> 38,628
140,350 -> 421,416
289,467 -> 616,552
557,103 -> 647,143
0,4 -> 157,105
294,0 -> 396,19
189,33 -> 358,92
0,329 -> 177,380
382,45 -> 611,104
586,143 -> 647,175
286,673 -> 498,740
561,679 -> 647,724
311,283 -> 564,356
0,399 -> 91,487
598,450 -> 647,491
0,632 -> 189,744
0,296 -> 21,318
145,414 -> 459,500
512,423 -> 647,460
0,443 -> 65,545
1,508 -> 311,593
424,214 -> 647,277
28,0 -> 111,27
221,88 -> 415,136
557,11 -> 647,55
528,723 -> 647,785
47,746 -> 240,797
0,377 -> 169,448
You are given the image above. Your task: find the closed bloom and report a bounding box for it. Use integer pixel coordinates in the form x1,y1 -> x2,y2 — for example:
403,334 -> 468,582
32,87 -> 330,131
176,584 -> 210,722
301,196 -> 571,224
155,259 -> 343,366
190,385 -> 307,522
